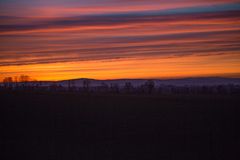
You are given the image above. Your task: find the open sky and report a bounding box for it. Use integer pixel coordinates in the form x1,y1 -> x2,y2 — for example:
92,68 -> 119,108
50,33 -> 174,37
0,0 -> 240,81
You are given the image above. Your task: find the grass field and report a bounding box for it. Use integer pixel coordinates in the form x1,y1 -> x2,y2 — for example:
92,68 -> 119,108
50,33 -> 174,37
2,91 -> 239,160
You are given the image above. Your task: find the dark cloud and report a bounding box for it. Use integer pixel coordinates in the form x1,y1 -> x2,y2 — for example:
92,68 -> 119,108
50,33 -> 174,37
0,7 -> 239,33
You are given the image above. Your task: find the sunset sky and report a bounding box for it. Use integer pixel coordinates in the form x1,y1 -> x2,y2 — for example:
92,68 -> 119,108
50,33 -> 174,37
0,0 -> 240,81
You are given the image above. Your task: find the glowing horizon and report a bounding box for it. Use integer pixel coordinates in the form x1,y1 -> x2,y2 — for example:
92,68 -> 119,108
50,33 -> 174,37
0,0 -> 240,82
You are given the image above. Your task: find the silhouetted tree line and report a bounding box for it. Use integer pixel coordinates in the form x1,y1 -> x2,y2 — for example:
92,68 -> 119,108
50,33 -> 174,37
1,77 -> 240,95
1,75 -> 36,88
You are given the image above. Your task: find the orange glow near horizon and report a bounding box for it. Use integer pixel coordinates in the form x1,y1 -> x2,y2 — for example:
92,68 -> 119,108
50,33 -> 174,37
1,53 -> 240,82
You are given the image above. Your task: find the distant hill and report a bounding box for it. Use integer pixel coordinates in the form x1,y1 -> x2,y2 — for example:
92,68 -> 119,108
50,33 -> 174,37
56,77 -> 240,88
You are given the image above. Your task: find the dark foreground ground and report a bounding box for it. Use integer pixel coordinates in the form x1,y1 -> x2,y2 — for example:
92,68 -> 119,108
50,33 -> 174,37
1,91 -> 239,160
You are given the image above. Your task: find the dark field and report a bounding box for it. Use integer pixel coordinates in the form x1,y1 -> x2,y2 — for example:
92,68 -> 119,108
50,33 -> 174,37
2,91 -> 239,160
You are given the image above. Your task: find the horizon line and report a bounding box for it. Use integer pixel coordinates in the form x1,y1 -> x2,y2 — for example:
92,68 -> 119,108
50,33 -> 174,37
1,76 -> 240,83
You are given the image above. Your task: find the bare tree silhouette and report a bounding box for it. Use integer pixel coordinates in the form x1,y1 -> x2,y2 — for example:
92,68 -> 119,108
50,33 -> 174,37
124,82 -> 133,93
67,80 -> 76,91
19,75 -> 31,82
83,79 -> 91,92
145,80 -> 155,94
3,77 -> 13,88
